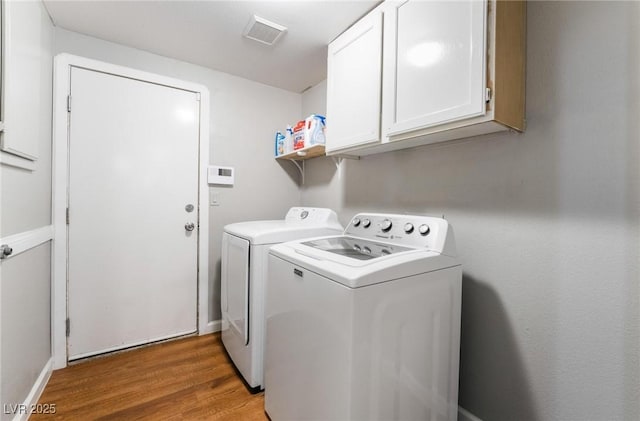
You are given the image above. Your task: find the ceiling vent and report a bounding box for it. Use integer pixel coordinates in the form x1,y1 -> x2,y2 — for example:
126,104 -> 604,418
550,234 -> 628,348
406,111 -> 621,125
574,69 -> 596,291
243,15 -> 287,46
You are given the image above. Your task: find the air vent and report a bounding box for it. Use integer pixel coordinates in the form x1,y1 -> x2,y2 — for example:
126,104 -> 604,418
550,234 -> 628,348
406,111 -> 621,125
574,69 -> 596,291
243,15 -> 287,46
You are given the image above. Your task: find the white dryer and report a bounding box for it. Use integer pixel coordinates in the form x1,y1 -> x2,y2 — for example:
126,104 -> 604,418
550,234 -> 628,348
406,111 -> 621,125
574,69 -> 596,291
264,213 -> 462,420
221,207 -> 342,391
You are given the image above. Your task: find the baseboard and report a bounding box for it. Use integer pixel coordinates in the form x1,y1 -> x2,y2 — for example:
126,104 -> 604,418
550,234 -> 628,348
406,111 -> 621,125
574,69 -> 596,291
10,357 -> 53,421
459,406 -> 483,421
200,319 -> 222,335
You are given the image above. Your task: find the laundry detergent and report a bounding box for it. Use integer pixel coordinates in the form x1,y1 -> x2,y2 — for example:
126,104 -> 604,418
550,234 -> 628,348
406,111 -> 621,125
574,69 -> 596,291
305,114 -> 326,145
293,120 -> 306,150
292,115 -> 326,150
275,131 -> 285,156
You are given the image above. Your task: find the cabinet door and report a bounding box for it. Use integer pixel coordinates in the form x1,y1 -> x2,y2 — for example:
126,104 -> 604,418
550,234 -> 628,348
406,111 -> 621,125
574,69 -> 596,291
383,0 -> 487,138
1,0 -> 52,161
326,9 -> 383,153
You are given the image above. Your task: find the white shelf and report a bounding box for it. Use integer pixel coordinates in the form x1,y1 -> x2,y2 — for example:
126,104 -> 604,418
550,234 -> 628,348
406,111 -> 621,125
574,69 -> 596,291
275,144 -> 326,161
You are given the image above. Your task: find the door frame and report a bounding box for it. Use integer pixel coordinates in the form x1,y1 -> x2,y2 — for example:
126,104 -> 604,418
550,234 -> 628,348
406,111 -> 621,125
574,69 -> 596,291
52,54 -> 211,369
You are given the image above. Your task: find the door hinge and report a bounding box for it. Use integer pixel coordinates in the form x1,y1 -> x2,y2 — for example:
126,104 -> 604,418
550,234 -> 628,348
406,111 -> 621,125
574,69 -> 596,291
66,208 -> 70,225
66,318 -> 70,337
67,95 -> 72,112
485,88 -> 492,103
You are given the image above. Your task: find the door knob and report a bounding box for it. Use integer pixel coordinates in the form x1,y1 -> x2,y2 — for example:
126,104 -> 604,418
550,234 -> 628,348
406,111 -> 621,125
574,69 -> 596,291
1,244 -> 13,259
185,222 -> 196,232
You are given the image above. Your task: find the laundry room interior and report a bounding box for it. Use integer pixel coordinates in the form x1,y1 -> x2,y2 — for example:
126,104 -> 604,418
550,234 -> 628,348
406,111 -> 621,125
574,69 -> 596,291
1,1 -> 638,420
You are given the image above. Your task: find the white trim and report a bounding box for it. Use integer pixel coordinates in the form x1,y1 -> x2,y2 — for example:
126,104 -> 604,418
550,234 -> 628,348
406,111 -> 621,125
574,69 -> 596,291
10,357 -> 53,421
52,53 -> 210,369
0,151 -> 36,171
201,319 -> 223,335
459,406 -> 483,421
0,226 -> 53,259
197,77 -> 211,343
51,53 -> 68,369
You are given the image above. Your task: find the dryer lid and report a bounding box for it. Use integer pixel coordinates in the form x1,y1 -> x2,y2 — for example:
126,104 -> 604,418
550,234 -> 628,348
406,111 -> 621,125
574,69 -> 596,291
224,207 -> 343,245
225,221 -> 342,245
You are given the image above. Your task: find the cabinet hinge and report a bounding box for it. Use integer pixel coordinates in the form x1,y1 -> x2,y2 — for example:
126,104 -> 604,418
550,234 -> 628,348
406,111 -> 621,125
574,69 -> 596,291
485,88 -> 492,103
66,318 -> 70,337
67,95 -> 72,112
66,208 -> 70,225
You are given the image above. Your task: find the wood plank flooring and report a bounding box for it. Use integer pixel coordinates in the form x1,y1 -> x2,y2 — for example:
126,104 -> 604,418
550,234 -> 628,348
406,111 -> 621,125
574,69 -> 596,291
33,333 -> 268,420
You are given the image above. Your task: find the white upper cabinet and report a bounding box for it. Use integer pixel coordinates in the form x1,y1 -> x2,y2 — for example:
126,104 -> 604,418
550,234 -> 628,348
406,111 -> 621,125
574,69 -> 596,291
325,9 -> 382,154
382,0 -> 486,137
326,0 -> 526,156
1,1 -> 52,162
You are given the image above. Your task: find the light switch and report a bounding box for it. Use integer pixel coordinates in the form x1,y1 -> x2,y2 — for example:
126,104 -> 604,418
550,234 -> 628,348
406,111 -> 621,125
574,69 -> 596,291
210,191 -> 221,206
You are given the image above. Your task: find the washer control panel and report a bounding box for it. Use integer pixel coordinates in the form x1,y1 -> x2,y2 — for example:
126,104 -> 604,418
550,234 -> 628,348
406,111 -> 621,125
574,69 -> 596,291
344,213 -> 448,250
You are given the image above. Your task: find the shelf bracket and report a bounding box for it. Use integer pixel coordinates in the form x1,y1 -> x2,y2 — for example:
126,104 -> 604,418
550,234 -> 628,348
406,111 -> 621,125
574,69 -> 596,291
290,159 -> 304,184
330,154 -> 359,179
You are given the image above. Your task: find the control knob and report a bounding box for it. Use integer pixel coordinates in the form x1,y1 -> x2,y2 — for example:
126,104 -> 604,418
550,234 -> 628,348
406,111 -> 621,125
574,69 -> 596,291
418,224 -> 430,236
404,223 -> 414,234
381,219 -> 393,232
362,219 -> 371,228
352,218 -> 361,227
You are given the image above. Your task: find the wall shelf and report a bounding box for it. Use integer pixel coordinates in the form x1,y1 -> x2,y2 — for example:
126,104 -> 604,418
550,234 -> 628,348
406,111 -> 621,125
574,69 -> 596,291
275,144 -> 326,161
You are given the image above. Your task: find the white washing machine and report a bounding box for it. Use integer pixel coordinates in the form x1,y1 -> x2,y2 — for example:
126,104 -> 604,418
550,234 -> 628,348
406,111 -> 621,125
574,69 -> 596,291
264,213 -> 462,420
221,207 -> 343,391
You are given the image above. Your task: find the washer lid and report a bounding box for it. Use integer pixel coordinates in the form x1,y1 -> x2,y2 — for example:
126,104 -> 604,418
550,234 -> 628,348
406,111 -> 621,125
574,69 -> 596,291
270,238 -> 459,289
301,236 -> 412,261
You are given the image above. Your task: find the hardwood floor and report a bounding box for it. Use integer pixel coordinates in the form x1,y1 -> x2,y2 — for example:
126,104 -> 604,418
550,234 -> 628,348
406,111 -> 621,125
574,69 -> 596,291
33,333 -> 268,420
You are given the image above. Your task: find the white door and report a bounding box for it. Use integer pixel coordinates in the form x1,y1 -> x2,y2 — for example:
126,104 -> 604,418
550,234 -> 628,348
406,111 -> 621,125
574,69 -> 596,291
326,8 -> 383,153
221,233 -> 250,345
382,0 -> 487,137
67,67 -> 200,360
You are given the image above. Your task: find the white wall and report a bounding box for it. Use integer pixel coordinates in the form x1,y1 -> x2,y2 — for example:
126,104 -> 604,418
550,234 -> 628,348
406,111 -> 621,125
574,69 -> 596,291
301,2 -> 639,420
0,1 -> 54,418
53,28 -> 302,322
301,79 -> 327,119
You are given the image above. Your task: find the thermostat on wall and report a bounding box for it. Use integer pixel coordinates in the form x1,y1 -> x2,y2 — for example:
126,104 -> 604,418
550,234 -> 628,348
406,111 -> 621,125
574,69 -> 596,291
208,165 -> 235,185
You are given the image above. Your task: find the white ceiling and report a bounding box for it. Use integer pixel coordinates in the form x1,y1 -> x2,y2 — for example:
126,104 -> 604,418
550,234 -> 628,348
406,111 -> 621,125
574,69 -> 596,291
43,0 -> 380,93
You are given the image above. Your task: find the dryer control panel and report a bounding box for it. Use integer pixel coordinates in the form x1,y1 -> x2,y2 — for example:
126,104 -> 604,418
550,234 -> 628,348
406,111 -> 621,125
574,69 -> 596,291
345,213 -> 454,255
285,207 -> 341,225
